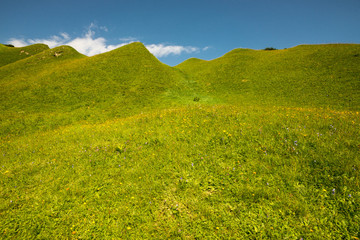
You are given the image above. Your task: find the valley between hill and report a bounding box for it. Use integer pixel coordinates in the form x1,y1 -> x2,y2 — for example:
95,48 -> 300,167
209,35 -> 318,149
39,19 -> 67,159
1,42 -> 359,239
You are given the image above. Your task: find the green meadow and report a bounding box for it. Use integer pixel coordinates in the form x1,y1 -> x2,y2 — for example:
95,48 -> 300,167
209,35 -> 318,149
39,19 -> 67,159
1,43 -> 359,239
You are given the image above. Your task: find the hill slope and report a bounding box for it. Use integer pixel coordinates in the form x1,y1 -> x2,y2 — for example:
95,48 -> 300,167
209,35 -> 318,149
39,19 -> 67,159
0,43 -> 49,67
0,43 -> 359,239
176,44 -> 360,110
0,45 -> 86,84
1,43 -> 360,137
1,105 -> 359,239
0,42 -> 193,136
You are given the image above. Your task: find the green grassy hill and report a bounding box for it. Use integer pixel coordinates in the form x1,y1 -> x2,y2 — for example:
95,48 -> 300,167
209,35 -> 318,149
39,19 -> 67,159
0,43 -> 49,67
1,43 -> 359,239
177,44 -> 360,110
0,42 -> 196,136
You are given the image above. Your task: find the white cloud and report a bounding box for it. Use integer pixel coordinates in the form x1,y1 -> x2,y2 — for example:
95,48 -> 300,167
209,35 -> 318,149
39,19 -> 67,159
7,26 -> 131,56
88,22 -> 108,33
60,33 -> 70,41
27,33 -> 70,48
66,29 -> 128,56
145,44 -> 199,58
100,26 -> 108,32
7,23 -> 202,58
7,38 -> 27,47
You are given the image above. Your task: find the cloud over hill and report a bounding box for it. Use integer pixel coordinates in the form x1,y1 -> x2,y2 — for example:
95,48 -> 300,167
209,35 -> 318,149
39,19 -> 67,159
7,23 -> 203,58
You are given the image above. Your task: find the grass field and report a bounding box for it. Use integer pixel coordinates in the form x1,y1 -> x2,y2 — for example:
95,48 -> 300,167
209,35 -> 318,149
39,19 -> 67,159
1,43 -> 359,239
0,44 -> 50,68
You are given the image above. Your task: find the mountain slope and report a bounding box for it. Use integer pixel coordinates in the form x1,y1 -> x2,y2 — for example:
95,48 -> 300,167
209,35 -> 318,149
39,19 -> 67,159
0,43 -> 49,67
176,44 -> 360,110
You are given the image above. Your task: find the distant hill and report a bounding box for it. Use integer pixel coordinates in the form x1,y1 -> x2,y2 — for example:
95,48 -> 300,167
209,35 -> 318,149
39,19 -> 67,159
1,42 -> 360,239
0,43 -> 49,67
0,42 -> 191,135
1,42 -> 360,136
176,44 -> 360,110
0,42 -> 187,114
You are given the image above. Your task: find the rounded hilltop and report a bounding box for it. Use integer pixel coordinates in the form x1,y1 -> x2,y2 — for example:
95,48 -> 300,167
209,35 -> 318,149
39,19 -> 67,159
94,42 -> 161,63
30,45 -> 86,61
175,43 -> 360,110
0,43 -> 49,67
1,41 -> 360,239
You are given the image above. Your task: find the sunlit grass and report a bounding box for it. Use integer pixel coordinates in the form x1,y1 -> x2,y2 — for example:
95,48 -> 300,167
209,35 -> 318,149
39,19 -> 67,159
176,44 -> 360,110
1,43 -> 360,238
0,43 -> 49,67
1,105 -> 359,239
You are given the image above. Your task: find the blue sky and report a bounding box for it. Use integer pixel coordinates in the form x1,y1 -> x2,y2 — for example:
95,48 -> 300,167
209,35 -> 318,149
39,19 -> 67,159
1,0 -> 360,66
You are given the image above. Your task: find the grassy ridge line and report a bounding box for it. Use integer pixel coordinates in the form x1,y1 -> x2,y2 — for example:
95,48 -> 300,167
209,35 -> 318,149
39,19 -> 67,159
0,45 -> 86,89
0,43 -> 50,67
1,41 -> 359,239
1,43 -> 360,138
0,43 -> 203,137
0,42 -> 181,113
0,45 -> 88,137
1,105 -> 359,239
176,44 -> 360,110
